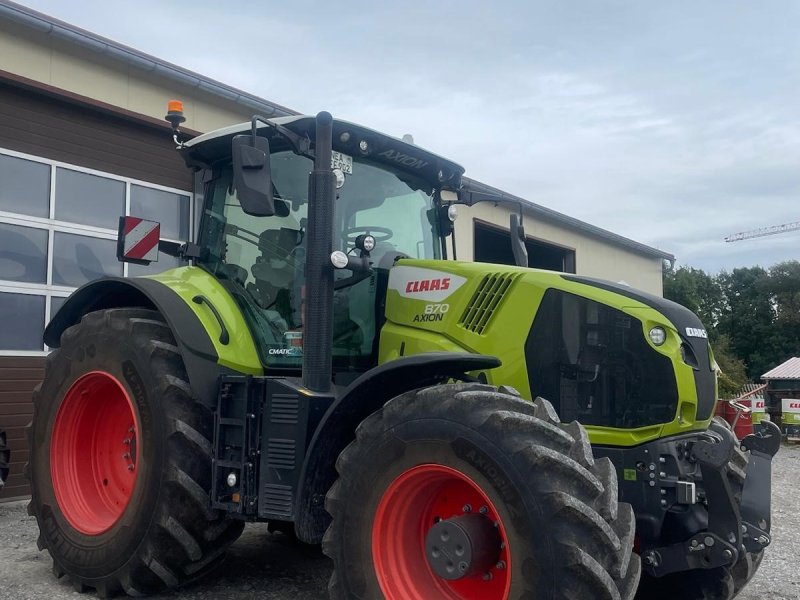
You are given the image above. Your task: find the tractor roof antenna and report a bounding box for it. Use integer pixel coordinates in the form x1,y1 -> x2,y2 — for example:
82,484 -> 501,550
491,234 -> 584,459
165,100 -> 187,148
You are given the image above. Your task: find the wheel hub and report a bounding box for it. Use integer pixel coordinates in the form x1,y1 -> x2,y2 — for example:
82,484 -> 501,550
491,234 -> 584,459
50,371 -> 140,535
372,464 -> 512,599
425,514 -> 502,580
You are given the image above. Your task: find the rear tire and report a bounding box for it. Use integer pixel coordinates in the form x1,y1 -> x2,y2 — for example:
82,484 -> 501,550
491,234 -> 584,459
27,308 -> 243,597
323,383 -> 641,600
635,418 -> 763,600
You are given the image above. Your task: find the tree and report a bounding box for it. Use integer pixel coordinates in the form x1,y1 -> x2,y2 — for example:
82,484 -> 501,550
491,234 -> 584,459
715,266 -> 775,379
663,265 -> 723,328
711,334 -> 749,398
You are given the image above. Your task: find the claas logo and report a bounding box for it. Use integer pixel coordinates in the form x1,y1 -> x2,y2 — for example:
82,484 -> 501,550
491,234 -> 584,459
790,402 -> 800,409
405,278 -> 451,293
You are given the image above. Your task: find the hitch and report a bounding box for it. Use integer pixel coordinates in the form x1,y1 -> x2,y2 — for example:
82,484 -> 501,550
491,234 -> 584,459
643,428 -> 742,577
642,421 -> 778,578
739,420 -> 780,553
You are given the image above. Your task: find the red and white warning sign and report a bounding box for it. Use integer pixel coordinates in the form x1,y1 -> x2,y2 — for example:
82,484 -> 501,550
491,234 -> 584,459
117,216 -> 160,263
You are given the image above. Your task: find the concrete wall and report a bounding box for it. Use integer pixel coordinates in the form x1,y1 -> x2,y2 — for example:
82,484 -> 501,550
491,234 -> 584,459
0,19 -> 253,132
455,202 -> 665,295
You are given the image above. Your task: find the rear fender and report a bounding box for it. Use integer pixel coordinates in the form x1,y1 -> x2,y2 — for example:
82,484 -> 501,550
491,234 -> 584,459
44,277 -> 223,408
293,352 -> 501,544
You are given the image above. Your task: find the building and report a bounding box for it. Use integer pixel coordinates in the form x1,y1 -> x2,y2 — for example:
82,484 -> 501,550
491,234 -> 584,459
0,0 -> 673,499
762,357 -> 800,439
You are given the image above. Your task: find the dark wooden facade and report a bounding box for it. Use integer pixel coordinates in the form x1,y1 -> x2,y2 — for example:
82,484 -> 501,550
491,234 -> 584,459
0,74 -> 193,192
0,76 -> 194,500
0,357 -> 45,499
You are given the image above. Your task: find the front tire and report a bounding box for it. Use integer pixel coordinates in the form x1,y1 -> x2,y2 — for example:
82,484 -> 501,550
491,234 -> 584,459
28,308 -> 243,597
323,383 -> 641,600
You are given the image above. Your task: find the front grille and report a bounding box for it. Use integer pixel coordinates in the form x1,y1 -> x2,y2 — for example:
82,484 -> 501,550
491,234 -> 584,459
459,273 -> 518,334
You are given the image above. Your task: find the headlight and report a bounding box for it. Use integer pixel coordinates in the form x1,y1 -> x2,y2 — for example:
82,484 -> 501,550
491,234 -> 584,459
648,326 -> 666,346
447,204 -> 458,222
330,251 -> 349,269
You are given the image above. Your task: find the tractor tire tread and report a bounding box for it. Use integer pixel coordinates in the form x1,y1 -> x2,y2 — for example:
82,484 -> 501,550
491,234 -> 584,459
26,308 -> 243,597
324,383 -> 639,600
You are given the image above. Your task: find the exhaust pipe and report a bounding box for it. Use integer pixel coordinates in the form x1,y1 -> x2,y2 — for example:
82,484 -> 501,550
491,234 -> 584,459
302,112 -> 336,393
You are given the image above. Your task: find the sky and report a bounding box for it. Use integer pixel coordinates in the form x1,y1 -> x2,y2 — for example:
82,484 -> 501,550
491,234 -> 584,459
18,0 -> 800,272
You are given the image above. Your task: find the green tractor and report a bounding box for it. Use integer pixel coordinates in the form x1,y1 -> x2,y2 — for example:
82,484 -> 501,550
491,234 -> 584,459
28,107 -> 779,600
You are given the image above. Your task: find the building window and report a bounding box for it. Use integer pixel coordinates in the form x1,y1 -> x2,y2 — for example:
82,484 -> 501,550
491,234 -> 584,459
130,185 -> 190,240
0,292 -> 45,351
52,232 -> 123,287
0,153 -> 51,218
0,147 -> 193,354
55,168 -> 126,229
0,222 -> 48,284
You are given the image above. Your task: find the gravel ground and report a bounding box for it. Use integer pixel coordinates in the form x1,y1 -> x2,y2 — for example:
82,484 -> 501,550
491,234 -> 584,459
1,445 -> 798,599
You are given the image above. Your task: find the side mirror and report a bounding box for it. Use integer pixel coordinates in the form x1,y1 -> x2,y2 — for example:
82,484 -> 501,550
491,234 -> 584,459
510,213 -> 528,268
232,134 -> 275,216
116,216 -> 160,265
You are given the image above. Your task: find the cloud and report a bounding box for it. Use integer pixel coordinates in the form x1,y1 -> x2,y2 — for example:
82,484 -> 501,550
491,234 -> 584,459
17,0 -> 800,272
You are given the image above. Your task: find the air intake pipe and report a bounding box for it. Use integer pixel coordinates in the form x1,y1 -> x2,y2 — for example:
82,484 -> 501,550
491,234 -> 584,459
302,112 -> 336,393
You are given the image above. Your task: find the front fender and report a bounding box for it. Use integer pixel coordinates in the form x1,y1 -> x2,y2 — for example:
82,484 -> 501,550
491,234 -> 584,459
44,267 -> 262,407
293,352 -> 501,544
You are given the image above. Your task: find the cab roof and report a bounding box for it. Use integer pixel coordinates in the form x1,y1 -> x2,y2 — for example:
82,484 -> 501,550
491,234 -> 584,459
183,115 -> 465,187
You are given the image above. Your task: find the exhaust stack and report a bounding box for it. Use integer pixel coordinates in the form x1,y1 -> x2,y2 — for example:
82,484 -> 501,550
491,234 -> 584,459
302,112 -> 336,393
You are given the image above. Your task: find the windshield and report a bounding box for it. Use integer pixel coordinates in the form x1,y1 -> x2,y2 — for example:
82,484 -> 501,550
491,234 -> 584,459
197,149 -> 439,371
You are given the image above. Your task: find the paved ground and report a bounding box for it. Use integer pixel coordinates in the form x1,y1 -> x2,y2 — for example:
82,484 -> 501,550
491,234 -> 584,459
1,445 -> 799,599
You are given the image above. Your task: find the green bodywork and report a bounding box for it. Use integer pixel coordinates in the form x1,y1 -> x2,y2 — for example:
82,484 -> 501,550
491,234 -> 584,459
146,267 -> 262,376
378,259 -> 715,447
144,260 -> 710,447
142,259 -> 714,448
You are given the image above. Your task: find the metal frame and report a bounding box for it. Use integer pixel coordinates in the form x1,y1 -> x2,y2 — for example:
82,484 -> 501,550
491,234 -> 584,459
0,146 -> 194,355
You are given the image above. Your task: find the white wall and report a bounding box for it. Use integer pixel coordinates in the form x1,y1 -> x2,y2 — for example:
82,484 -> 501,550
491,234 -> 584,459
455,202 -> 665,296
0,20 -> 254,132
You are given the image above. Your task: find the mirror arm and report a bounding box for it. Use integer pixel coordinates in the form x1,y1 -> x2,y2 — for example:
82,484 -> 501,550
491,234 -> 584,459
250,114 -> 314,160
158,240 -> 203,261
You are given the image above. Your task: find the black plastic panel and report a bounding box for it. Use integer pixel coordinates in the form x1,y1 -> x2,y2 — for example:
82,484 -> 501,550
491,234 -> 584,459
526,289 -> 678,429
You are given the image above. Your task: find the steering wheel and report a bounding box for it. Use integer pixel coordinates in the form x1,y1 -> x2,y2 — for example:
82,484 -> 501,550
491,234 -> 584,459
343,226 -> 393,244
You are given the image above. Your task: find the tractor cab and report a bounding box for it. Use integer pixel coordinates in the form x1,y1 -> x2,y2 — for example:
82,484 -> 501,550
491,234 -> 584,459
131,114 -> 466,378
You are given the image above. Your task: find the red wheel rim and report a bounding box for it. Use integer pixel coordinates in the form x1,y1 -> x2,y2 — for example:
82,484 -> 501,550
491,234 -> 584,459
372,464 -> 512,600
50,371 -> 140,535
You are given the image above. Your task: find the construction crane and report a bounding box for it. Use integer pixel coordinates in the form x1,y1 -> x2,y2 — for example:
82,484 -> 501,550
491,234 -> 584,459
724,220 -> 800,242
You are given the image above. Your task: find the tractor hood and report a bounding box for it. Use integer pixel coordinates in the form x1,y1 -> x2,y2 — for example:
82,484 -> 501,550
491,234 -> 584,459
378,260 -> 716,447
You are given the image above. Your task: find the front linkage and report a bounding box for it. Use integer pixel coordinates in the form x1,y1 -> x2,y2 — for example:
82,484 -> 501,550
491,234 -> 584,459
641,420 -> 780,577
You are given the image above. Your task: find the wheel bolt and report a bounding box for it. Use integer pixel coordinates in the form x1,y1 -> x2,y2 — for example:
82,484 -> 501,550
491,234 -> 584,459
496,560 -> 506,570
483,572 -> 493,581
479,505 -> 488,515
127,465 -> 135,471
123,438 -> 131,445
123,453 -> 130,460
462,504 -> 472,513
